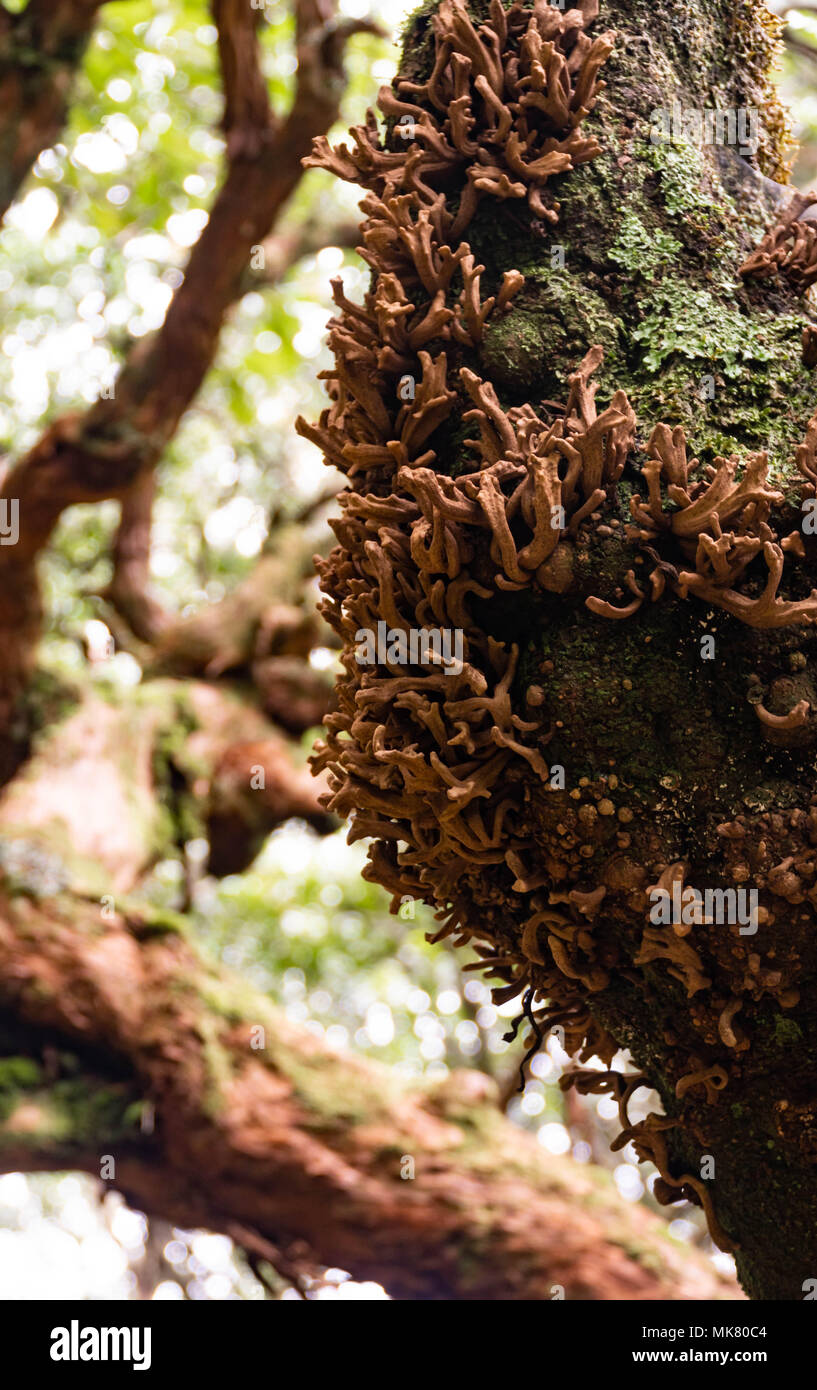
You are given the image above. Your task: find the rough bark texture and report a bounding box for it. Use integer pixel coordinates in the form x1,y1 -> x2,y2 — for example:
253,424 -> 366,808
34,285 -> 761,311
303,0 -> 817,1298
497,0 -> 817,1301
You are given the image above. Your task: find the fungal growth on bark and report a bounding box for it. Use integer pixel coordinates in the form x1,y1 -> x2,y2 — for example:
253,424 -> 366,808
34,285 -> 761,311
301,0 -> 817,1298
740,190 -> 817,290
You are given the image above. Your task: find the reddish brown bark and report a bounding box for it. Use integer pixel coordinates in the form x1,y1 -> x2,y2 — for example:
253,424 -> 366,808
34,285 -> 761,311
0,682 -> 333,887
0,0 -> 373,545
0,682 -> 735,1298
0,0 -> 744,1306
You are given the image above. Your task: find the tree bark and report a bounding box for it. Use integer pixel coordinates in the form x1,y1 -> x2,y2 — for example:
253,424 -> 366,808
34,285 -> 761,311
0,0 -> 786,1303
498,0 -> 817,1301
0,681 -> 332,890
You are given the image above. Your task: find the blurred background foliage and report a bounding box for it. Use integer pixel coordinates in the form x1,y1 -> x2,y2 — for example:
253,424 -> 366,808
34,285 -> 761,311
2,0 -> 815,1299
777,5 -> 817,185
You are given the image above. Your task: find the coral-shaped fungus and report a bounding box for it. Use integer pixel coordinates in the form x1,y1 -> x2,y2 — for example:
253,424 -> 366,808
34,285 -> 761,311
299,0 -> 817,1255
739,190 -> 817,290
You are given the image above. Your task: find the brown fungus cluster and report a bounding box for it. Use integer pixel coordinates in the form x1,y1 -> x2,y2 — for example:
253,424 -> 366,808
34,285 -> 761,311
300,0 -> 817,1252
739,190 -> 817,291
307,0 -> 614,239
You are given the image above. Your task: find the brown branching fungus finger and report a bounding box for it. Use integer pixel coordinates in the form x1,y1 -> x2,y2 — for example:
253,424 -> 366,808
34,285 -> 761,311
740,191 -> 817,290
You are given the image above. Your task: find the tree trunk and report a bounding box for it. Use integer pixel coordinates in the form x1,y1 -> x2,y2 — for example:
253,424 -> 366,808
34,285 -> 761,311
0,0 -> 796,1302
303,0 -> 817,1297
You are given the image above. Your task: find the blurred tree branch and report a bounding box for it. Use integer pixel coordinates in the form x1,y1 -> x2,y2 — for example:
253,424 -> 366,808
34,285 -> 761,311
0,0 -> 120,223
0,0 -> 374,734
0,682 -> 334,888
106,472 -> 173,645
784,30 -> 817,67
773,2 -> 817,67
0,884 -> 739,1301
0,671 -> 736,1298
105,250 -> 345,655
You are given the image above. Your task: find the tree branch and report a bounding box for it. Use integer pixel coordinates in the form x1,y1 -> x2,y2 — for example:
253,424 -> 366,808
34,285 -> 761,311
0,888 -> 739,1301
243,216 -> 360,289
105,472 -> 172,645
105,256 -> 344,651
0,0 -> 376,714
783,28 -> 817,66
0,681 -> 334,887
0,1 -> 115,223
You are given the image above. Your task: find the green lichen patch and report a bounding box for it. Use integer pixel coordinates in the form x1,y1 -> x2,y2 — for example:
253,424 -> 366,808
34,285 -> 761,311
608,208 -> 681,279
